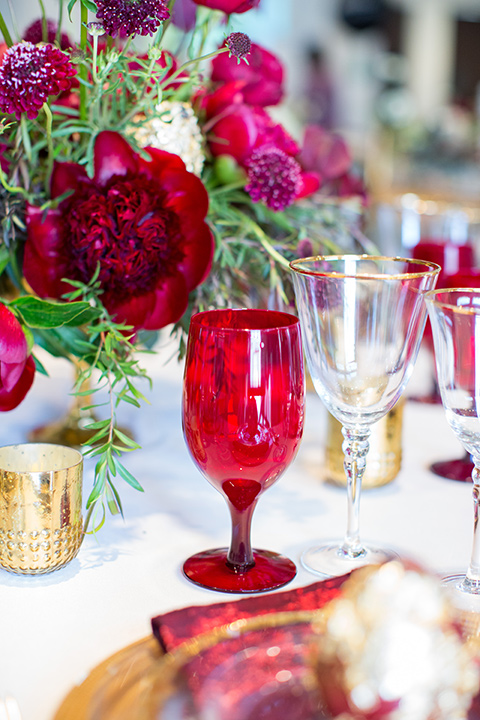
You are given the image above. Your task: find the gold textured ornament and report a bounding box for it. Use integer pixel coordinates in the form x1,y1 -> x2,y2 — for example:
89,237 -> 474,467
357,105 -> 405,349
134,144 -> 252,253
0,443 -> 83,574
324,398 -> 404,488
308,561 -> 480,720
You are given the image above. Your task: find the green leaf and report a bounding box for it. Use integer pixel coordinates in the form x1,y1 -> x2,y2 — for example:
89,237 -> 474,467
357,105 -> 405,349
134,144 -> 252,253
12,296 -> 101,329
113,428 -> 140,449
105,483 -> 122,516
83,426 -> 110,446
84,419 -> 111,430
81,0 -> 98,12
67,0 -> 77,19
117,462 -> 144,492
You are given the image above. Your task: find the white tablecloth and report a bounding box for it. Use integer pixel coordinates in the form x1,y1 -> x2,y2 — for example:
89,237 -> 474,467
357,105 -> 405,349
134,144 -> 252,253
0,342 -> 473,720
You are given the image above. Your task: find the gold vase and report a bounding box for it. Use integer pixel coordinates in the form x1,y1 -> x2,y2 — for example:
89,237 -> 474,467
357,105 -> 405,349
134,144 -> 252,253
0,443 -> 83,574
324,399 -> 404,489
28,359 -> 100,447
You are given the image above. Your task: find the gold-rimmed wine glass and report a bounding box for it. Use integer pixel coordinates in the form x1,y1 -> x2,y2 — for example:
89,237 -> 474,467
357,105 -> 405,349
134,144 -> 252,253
290,255 -> 440,577
425,288 -> 480,610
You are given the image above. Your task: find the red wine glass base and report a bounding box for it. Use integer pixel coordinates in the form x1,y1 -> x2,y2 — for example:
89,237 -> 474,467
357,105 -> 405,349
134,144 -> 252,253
183,547 -> 297,593
430,456 -> 473,482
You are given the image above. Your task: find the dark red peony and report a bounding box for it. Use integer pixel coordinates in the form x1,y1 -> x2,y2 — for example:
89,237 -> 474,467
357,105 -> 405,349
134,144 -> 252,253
298,124 -> 367,199
24,131 -> 214,331
192,0 -> 260,12
0,304 -> 35,411
211,41 -> 283,106
203,81 -> 298,166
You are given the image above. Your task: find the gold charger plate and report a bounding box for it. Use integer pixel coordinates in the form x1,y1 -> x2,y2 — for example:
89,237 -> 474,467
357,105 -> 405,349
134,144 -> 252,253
54,636 -> 164,720
53,609 -> 325,720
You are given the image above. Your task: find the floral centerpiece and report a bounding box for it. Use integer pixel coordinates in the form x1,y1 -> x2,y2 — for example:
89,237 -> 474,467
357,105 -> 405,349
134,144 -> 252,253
0,0 -> 366,530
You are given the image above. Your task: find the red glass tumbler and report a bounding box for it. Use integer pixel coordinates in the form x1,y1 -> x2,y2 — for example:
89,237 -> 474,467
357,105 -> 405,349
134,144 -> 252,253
182,308 -> 305,593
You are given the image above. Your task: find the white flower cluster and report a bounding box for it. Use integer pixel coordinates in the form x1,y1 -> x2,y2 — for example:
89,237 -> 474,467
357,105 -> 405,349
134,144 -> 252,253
133,101 -> 205,176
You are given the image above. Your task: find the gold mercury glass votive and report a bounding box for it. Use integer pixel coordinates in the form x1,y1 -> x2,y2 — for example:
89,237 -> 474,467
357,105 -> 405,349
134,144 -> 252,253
0,443 -> 83,574
324,398 -> 404,489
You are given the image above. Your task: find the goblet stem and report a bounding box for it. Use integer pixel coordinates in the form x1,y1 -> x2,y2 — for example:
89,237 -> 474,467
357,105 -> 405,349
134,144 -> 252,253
226,500 -> 258,572
461,461 -> 480,594
341,426 -> 370,559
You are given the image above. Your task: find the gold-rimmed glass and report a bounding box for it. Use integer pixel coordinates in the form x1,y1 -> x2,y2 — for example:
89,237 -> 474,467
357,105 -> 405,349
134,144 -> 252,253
290,255 -> 440,577
425,288 -> 480,609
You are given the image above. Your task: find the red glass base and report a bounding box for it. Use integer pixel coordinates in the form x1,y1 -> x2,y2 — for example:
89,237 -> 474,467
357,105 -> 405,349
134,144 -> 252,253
183,547 -> 297,593
430,456 -> 473,482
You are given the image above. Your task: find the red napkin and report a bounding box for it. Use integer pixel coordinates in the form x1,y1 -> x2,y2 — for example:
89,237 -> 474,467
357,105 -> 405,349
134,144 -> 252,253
151,576 -> 349,720
151,574 -> 349,652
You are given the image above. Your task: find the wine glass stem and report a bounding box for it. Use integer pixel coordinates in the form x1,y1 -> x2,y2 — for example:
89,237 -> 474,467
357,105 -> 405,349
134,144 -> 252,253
341,426 -> 370,559
463,462 -> 480,591
226,500 -> 257,572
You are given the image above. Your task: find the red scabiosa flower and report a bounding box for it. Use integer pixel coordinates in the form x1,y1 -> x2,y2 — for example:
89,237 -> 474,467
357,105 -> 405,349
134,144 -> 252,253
225,32 -> 251,61
0,304 -> 35,411
0,42 -> 77,120
95,0 -> 170,38
23,18 -> 72,49
192,0 -> 260,12
211,41 -> 283,106
24,132 -> 214,331
245,147 -> 302,211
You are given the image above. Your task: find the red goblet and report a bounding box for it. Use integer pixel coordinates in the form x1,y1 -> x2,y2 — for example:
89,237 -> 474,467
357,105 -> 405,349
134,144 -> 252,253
411,239 -> 475,403
182,308 -> 305,593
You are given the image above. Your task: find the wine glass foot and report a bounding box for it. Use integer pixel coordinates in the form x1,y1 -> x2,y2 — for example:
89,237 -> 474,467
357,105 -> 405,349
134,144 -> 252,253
183,547 -> 297,593
441,574 -> 480,615
430,457 -> 473,482
301,541 -> 398,578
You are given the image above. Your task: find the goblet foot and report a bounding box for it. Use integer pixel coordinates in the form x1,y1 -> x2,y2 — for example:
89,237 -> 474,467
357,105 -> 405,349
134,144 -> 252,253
183,547 -> 296,593
430,456 -> 473,482
301,541 -> 398,578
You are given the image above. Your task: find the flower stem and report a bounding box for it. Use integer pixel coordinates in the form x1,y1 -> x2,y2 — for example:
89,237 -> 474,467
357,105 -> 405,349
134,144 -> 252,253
91,33 -> 99,83
158,46 -> 228,90
79,3 -> 88,122
242,214 -> 291,270
43,102 -> 54,193
56,0 -> 64,47
0,11 -> 13,46
38,0 -> 48,42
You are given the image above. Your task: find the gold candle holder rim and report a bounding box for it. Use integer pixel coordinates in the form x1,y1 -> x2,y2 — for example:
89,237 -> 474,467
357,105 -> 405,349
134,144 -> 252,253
0,442 -> 83,474
289,254 -> 441,280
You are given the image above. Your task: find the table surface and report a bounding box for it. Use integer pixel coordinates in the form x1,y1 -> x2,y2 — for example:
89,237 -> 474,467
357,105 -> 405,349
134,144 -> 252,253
0,340 -> 474,720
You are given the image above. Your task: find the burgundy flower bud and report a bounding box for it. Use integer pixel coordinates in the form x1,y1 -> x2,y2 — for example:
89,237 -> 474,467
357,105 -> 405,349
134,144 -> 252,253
225,32 -> 251,61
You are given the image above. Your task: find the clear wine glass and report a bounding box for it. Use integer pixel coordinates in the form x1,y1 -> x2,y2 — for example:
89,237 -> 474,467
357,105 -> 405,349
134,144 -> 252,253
182,308 -> 305,593
427,268 -> 480,484
410,239 -> 475,405
290,255 -> 440,577
425,288 -> 480,607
